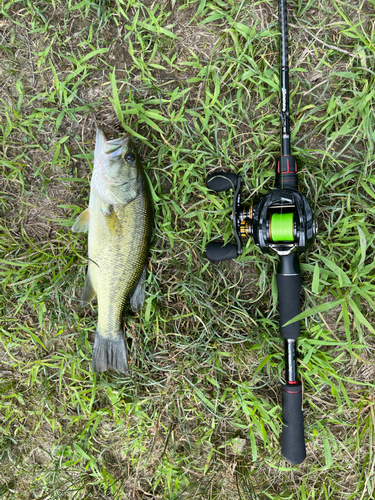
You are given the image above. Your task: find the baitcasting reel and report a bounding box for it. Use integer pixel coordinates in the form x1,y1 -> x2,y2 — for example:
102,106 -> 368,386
206,158 -> 315,263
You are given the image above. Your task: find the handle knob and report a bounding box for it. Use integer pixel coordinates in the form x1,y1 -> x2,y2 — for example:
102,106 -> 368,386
206,241 -> 238,262
207,172 -> 238,192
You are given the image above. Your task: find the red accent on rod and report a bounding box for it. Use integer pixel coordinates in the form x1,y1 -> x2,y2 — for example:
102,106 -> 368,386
279,156 -> 297,174
287,380 -> 299,385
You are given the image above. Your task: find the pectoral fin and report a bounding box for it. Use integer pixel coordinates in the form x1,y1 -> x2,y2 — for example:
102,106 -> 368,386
81,272 -> 96,306
101,203 -> 114,216
104,208 -> 122,235
130,266 -> 147,311
72,209 -> 90,233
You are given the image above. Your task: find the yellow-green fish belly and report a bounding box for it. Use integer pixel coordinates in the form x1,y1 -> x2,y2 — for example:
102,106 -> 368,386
88,182 -> 152,338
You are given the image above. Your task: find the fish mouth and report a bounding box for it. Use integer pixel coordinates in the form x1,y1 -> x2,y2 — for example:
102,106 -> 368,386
96,126 -> 130,157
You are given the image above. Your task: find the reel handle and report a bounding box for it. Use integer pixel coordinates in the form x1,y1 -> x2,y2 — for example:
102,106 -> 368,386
206,241 -> 238,262
207,172 -> 238,192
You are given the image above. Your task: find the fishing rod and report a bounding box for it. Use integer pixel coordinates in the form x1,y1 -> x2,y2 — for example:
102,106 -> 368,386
205,0 -> 316,464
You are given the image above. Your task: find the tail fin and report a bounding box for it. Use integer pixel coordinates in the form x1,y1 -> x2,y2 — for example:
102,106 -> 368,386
92,331 -> 128,374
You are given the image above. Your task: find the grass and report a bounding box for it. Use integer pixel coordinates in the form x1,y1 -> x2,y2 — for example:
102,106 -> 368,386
0,0 -> 374,498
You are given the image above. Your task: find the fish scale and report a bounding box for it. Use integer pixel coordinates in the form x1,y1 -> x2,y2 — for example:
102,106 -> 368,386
89,179 -> 152,336
72,126 -> 153,374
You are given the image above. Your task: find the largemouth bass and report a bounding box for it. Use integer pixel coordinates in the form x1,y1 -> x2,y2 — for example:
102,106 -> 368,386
72,126 -> 153,374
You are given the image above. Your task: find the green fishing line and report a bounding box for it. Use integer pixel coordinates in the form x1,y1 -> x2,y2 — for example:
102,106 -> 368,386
270,213 -> 294,242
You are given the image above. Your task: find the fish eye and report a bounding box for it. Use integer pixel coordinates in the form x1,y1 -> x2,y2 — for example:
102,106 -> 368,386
125,152 -> 135,162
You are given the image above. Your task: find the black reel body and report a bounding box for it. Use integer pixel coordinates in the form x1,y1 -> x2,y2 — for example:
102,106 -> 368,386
252,188 -> 314,254
206,171 -> 314,261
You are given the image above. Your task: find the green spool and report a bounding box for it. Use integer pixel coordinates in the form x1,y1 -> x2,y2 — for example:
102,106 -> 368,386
270,213 -> 294,242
